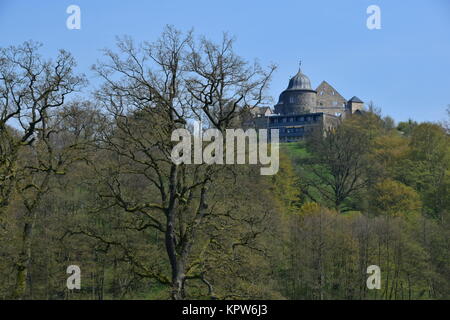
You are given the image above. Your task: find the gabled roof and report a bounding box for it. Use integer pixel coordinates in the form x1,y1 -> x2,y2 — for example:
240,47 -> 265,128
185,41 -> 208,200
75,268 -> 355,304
349,96 -> 363,103
315,81 -> 346,102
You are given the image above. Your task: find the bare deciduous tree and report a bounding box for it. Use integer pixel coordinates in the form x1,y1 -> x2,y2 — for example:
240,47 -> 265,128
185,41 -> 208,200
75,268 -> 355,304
86,26 -> 275,299
301,117 -> 373,211
0,42 -> 85,298
0,42 -> 85,221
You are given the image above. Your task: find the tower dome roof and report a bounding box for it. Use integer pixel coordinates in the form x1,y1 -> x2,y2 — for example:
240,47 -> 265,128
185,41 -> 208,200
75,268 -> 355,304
287,69 -> 312,91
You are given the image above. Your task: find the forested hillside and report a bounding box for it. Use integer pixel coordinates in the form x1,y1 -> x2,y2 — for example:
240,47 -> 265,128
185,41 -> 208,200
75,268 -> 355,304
274,113 -> 450,299
0,27 -> 448,300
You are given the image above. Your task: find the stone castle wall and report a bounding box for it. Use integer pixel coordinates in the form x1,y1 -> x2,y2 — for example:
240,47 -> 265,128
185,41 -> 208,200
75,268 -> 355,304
315,81 -> 347,115
275,90 -> 317,115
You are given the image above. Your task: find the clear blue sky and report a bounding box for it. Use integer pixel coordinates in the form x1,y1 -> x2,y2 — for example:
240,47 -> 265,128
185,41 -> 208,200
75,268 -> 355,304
1,0 -> 449,123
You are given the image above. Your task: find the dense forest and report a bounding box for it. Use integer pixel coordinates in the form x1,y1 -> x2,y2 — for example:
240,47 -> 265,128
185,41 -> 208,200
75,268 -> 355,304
0,27 -> 449,300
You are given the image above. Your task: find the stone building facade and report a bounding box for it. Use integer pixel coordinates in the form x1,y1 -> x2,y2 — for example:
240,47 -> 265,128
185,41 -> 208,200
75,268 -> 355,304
315,81 -> 347,115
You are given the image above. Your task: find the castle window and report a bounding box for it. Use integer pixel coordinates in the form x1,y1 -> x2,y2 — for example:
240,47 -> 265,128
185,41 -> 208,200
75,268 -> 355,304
289,97 -> 294,103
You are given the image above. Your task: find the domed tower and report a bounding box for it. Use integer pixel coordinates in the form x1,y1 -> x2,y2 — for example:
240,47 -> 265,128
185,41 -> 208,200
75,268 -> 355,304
274,64 -> 317,115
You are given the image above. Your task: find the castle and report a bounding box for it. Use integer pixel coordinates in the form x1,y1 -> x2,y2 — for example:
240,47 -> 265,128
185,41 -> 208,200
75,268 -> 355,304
249,64 -> 364,142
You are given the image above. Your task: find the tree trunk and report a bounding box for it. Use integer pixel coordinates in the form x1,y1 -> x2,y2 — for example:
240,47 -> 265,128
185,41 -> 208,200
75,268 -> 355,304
13,219 -> 34,299
165,164 -> 186,300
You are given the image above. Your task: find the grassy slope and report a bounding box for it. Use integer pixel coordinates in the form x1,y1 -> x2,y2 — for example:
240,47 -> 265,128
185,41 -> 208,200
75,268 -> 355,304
281,142 -> 310,162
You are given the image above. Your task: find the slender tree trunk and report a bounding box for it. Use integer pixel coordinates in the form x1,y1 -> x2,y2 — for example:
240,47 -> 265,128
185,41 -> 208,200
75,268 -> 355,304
13,173 -> 49,299
13,218 -> 35,299
165,164 -> 186,300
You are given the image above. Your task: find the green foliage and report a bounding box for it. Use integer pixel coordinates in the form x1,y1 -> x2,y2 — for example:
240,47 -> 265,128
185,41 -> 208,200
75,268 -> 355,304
397,119 -> 418,136
277,112 -> 450,299
371,179 -> 421,217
